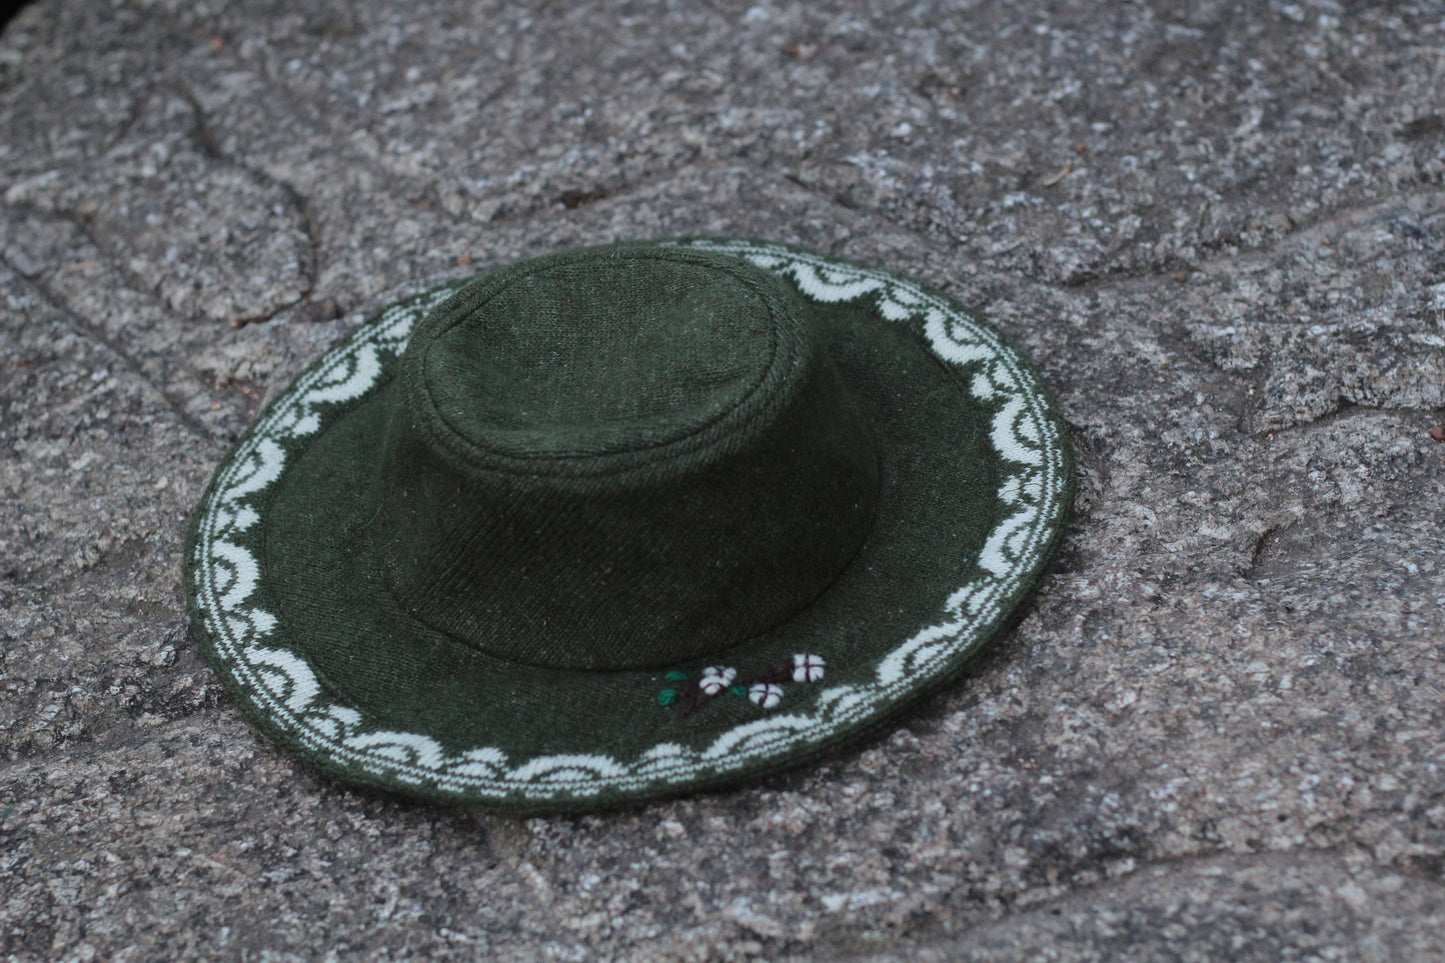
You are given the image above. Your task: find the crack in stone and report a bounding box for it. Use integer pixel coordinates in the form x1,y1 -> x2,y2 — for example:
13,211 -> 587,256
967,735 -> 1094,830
774,165 -> 966,255
8,84 -> 321,328
1241,523 -> 1286,581
1252,401 -> 1430,440
4,198 -> 180,322
2,254 -> 217,441
115,0 -> 479,231
1076,185 -> 1445,296
167,83 -> 321,327
937,845 -> 1393,936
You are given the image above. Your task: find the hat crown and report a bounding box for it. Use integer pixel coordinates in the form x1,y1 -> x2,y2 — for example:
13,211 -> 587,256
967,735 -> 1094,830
371,246 -> 879,670
421,253 -> 779,462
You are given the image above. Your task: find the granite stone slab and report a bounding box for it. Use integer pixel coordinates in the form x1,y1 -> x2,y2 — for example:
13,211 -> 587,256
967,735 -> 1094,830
2,0 -> 1443,959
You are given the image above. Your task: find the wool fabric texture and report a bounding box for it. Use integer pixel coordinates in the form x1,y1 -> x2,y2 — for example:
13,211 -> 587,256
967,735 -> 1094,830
184,239 -> 1075,813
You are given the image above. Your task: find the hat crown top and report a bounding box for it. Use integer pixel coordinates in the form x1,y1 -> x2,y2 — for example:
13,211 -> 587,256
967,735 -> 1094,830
422,257 -> 777,460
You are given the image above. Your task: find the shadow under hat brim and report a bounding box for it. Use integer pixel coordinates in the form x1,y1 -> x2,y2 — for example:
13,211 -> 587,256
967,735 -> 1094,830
185,239 -> 1074,812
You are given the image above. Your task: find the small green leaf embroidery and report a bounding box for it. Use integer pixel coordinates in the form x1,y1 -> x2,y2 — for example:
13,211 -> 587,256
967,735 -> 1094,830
729,684 -> 748,698
657,689 -> 679,707
664,670 -> 689,683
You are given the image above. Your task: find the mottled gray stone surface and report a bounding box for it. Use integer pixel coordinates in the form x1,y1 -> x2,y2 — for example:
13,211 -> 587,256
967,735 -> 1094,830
2,0 -> 1444,959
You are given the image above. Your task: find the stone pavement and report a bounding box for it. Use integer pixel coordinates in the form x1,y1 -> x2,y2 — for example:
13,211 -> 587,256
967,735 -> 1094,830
2,0 -> 1444,958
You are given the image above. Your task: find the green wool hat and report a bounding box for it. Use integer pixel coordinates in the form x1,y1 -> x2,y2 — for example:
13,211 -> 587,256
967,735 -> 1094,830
184,239 -> 1074,813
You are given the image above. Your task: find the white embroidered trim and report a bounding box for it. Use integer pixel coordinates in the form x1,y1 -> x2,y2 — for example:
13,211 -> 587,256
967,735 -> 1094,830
191,242 -> 1070,801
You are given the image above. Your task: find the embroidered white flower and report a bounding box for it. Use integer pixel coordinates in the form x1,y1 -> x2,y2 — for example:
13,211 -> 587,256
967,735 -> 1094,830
748,683 -> 784,709
792,653 -> 826,683
698,666 -> 738,696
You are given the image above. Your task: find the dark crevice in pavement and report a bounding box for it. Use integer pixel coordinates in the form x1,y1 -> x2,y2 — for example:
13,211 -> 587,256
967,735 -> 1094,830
772,166 -> 1220,296
775,165 -> 966,255
930,845 -> 1445,943
4,198 -> 185,325
0,668 -> 226,773
1073,184 -> 1445,297
1059,252 -> 1223,295
168,82 -> 322,327
0,705 -> 229,782
1,252 -> 216,441
1151,319 -> 1244,382
781,171 -> 861,212
1231,365 -> 1274,437
477,160 -> 707,226
115,0 -> 480,229
1240,522 -> 1291,582
1255,399 -> 1438,441
767,163 -> 1017,282
116,0 -> 733,245
99,84 -> 157,154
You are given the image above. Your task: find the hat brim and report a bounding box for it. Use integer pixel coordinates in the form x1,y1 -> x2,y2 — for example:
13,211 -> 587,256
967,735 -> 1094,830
184,238 -> 1074,813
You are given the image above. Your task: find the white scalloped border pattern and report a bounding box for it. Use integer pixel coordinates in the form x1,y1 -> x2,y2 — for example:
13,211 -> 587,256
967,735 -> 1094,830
190,241 -> 1070,802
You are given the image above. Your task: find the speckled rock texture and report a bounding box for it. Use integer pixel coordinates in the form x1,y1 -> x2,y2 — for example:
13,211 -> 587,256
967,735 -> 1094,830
2,0 -> 1443,959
